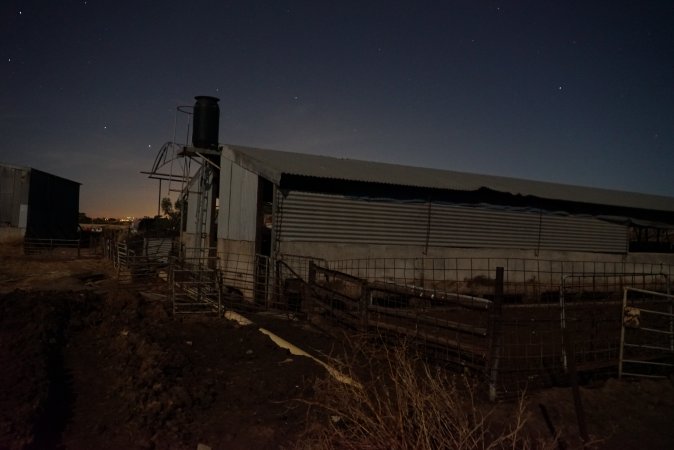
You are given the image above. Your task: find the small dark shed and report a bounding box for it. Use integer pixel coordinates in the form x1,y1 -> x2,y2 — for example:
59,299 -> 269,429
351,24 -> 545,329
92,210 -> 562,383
0,163 -> 80,240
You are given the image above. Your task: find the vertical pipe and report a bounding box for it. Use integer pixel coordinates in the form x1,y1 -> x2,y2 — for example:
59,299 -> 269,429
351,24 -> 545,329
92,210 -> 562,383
308,261 -> 316,285
172,266 -> 176,316
157,179 -> 162,217
667,275 -> 673,352
487,266 -> 504,402
423,198 -> 431,255
560,278 -> 568,372
217,267 -> 222,318
359,283 -> 370,332
618,287 -> 628,379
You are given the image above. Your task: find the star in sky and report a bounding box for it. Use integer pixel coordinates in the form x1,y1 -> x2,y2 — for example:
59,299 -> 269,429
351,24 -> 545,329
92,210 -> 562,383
1,0 -> 672,218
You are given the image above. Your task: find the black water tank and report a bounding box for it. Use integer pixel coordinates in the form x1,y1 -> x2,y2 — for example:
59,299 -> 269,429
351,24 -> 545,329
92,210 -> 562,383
192,96 -> 220,150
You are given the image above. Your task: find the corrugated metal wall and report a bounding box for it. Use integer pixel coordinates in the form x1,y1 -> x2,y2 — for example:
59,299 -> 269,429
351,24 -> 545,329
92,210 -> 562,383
277,191 -> 628,253
0,165 -> 30,227
218,158 -> 258,241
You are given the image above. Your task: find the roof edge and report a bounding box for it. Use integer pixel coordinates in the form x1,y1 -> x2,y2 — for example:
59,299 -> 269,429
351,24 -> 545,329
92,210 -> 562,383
219,144 -> 674,214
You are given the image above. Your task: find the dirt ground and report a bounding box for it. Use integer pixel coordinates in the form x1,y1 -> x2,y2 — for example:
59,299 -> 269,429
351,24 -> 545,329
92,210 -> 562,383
1,244 -> 674,449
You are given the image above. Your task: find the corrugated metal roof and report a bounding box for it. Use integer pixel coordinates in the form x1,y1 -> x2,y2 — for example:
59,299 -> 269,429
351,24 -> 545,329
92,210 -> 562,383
221,145 -> 674,213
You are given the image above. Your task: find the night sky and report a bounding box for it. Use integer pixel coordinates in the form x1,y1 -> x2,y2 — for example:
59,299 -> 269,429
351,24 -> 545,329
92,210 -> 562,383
2,1 -> 673,218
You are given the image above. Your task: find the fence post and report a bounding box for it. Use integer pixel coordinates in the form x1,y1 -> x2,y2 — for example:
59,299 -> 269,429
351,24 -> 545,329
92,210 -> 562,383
359,283 -> 370,332
301,261 -> 317,316
559,277 -> 569,372
562,322 -> 589,443
308,261 -> 316,285
486,266 -> 504,402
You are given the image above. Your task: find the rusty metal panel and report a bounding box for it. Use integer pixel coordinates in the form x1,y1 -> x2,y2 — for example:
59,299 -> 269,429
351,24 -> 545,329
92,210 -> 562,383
277,191 -> 628,253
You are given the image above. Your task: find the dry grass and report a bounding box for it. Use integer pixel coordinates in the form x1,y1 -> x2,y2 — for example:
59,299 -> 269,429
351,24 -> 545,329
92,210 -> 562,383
295,338 -> 556,450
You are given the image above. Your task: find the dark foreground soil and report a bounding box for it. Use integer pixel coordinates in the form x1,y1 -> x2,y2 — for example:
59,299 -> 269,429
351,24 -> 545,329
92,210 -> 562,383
1,248 -> 674,450
0,287 -> 328,449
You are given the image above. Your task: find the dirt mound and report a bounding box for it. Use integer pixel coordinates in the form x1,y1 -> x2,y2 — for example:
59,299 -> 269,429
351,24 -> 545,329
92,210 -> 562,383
0,290 -> 100,449
0,289 -> 324,449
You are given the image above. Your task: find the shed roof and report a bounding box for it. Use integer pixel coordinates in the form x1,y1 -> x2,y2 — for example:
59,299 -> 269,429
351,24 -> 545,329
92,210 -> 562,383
221,145 -> 674,214
0,162 -> 81,185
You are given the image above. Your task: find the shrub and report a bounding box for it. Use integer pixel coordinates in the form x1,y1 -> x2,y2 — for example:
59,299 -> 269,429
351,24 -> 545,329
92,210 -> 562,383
296,338 -> 553,450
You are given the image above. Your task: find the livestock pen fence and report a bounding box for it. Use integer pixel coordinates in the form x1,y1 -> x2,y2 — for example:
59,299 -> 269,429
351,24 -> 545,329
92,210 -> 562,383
163,252 -> 674,395
102,244 -> 674,396
23,237 -> 82,256
23,232 -> 106,257
170,250 -> 324,315
305,257 -> 674,397
104,237 -> 176,284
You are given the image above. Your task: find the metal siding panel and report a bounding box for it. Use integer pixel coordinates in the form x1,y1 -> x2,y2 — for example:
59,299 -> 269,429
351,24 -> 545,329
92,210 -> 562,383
540,215 -> 627,252
432,203 -> 627,252
228,164 -> 243,238
217,159 -> 232,239
237,167 -> 258,241
279,192 -> 628,253
430,204 -> 539,249
0,166 -> 16,225
280,192 -> 428,245
218,161 -> 257,241
0,165 -> 29,226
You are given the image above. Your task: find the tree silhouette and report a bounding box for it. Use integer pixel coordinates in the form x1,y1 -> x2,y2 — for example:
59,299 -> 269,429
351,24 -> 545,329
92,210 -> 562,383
160,197 -> 173,217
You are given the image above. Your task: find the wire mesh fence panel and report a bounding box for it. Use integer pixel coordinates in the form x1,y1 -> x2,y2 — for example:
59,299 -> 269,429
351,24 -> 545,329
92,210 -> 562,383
319,257 -> 674,397
98,244 -> 674,392
23,238 -> 81,258
329,257 -> 673,303
497,304 -> 566,395
106,239 -> 172,285
216,252 -> 265,312
171,254 -> 221,315
209,252 -> 330,315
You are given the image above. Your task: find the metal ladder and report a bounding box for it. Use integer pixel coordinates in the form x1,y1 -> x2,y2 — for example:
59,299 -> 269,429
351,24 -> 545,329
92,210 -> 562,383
194,165 -> 212,260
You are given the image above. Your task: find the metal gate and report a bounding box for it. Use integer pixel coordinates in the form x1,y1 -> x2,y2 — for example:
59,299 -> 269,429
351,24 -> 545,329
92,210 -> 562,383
619,287 -> 674,378
560,273 -> 670,373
